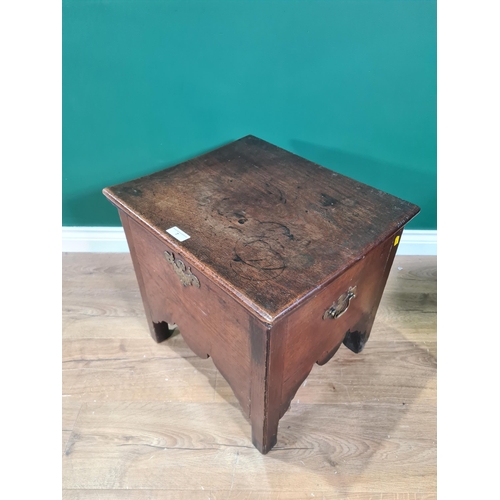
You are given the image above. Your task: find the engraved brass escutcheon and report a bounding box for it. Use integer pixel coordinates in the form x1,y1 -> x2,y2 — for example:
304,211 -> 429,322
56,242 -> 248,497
164,251 -> 200,288
322,285 -> 357,320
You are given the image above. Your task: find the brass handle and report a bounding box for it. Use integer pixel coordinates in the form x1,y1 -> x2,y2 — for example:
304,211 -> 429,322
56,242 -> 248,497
164,251 -> 200,288
323,286 -> 357,320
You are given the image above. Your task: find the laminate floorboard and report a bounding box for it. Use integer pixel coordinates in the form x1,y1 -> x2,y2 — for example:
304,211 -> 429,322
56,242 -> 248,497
62,253 -> 437,499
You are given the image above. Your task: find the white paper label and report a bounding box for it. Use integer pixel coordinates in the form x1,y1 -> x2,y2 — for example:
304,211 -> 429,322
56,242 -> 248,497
166,226 -> 190,242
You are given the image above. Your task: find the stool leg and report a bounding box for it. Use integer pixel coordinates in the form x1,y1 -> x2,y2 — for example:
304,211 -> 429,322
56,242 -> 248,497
343,325 -> 371,353
343,229 -> 403,354
342,300 -> 382,354
251,410 -> 280,454
150,321 -> 176,344
120,212 -> 175,343
249,317 -> 287,454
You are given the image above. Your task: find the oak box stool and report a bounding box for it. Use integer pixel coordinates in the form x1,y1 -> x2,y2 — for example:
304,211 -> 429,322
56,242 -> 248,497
103,135 -> 419,454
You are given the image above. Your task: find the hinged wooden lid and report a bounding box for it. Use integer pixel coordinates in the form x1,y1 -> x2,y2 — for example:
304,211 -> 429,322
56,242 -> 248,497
103,135 -> 419,321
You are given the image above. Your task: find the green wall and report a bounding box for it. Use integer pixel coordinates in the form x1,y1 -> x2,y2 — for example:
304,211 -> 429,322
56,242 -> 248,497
63,0 -> 436,229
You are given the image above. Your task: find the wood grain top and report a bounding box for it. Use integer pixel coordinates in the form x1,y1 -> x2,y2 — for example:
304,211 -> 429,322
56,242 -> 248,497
103,135 -> 419,319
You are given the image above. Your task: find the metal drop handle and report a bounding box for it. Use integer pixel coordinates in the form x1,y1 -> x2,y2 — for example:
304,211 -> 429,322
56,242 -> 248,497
322,286 -> 357,320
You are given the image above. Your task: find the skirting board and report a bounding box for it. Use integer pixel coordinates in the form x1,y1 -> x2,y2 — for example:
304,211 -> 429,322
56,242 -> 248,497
62,227 -> 437,256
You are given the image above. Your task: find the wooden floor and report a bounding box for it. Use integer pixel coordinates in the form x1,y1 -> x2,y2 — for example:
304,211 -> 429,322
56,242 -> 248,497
62,253 -> 437,500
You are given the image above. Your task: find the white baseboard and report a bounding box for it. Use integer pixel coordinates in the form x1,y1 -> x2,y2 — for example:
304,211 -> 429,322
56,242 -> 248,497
396,230 -> 437,256
62,227 -> 130,253
62,227 -> 436,256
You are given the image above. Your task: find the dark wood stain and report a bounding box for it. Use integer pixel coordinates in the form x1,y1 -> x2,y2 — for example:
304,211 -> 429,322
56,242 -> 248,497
343,329 -> 368,354
320,193 -> 338,207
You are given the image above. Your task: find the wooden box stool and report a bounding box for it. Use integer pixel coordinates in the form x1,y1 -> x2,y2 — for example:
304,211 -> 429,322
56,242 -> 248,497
103,135 -> 419,454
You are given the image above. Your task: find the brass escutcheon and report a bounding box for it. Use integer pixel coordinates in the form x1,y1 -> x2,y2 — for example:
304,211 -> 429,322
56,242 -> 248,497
323,285 -> 357,320
164,251 -> 200,288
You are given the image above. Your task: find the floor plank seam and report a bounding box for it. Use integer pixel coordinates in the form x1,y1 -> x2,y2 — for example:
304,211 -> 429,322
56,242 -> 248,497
63,403 -> 83,456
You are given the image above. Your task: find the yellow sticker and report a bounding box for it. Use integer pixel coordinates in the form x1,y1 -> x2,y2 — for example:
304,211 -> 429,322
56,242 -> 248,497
394,235 -> 400,246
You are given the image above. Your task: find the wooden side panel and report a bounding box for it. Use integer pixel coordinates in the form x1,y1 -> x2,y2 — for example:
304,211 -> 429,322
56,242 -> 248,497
120,211 -> 255,416
277,229 -> 403,413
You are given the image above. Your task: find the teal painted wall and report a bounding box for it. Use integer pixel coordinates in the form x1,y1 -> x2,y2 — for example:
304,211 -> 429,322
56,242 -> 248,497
63,0 -> 436,229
